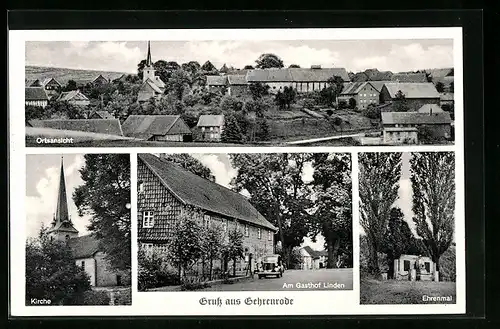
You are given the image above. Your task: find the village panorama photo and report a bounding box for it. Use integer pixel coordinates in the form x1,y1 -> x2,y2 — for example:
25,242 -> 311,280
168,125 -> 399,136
358,151 -> 456,304
25,154 -> 132,306
136,152 -> 352,292
25,39 -> 455,147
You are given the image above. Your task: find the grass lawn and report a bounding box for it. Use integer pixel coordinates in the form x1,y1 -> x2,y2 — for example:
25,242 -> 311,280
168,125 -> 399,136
360,278 -> 456,305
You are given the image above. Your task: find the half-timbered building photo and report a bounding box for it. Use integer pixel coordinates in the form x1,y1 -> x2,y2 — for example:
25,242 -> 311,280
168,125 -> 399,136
137,152 -> 353,292
25,154 -> 132,306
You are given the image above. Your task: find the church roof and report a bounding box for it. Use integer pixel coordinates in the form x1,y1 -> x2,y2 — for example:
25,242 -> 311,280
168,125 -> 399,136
146,41 -> 153,67
138,153 -> 278,232
68,234 -> 101,259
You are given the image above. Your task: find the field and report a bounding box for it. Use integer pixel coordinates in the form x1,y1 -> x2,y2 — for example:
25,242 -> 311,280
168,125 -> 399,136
360,278 -> 456,304
26,66 -> 127,85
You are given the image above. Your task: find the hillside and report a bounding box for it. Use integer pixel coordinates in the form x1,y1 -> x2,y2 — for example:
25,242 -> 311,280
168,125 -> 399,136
25,66 -> 128,85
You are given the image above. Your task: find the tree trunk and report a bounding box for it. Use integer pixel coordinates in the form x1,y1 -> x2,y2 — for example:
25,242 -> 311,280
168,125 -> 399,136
331,238 -> 341,268
368,240 -> 380,275
209,256 -> 213,281
387,252 -> 395,279
233,258 -> 236,277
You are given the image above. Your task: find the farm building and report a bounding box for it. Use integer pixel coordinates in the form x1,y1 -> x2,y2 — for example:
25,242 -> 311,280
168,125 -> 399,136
90,74 -> 110,86
227,75 -> 248,97
137,153 -> 277,275
381,111 -> 452,144
41,77 -> 62,90
48,157 -> 130,287
206,75 -> 228,93
246,66 -> 350,94
28,119 -> 124,136
379,83 -> 441,112
121,115 -> 193,142
338,82 -> 380,109
299,246 -> 328,270
196,115 -> 224,142
57,89 -> 91,107
25,87 -> 49,108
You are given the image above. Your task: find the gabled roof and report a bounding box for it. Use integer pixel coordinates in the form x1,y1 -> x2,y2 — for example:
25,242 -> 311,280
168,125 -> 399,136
27,79 -> 42,87
206,75 -> 228,86
90,110 -> 115,119
391,73 -> 428,83
138,153 -> 278,231
91,74 -> 109,84
42,77 -> 62,87
427,68 -> 454,78
383,83 -> 440,99
197,114 -> 224,127
246,68 -> 350,83
57,90 -> 90,102
340,82 -> 376,95
381,111 -> 452,125
302,246 -> 327,259
141,79 -> 163,93
368,81 -> 392,93
68,234 -> 101,259
28,119 -> 124,136
227,75 -> 247,85
121,115 -> 192,140
25,87 -> 49,101
418,104 -> 444,114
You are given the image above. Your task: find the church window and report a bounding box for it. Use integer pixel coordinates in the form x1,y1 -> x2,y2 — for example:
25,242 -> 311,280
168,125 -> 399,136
223,220 -> 227,233
81,261 -> 85,270
65,234 -> 70,240
268,231 -> 272,241
203,214 -> 211,228
258,228 -> 261,239
244,224 -> 249,237
143,211 -> 155,228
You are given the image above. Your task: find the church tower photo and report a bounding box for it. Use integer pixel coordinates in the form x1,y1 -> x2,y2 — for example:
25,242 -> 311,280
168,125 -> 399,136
137,41 -> 166,102
47,157 -> 79,241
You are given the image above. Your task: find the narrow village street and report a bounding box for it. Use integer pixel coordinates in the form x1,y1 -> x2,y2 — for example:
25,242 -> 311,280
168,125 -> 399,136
202,268 -> 353,291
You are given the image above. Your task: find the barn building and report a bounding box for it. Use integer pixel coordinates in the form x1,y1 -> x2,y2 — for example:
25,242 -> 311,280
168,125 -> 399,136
25,87 -> 49,108
47,158 -> 131,287
121,115 -> 193,142
137,153 -> 277,275
57,89 -> 91,107
337,82 -> 380,109
379,82 -> 441,112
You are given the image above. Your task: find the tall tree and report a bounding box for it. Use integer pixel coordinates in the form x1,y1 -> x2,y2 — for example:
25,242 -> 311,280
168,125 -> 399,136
410,152 -> 455,279
435,81 -> 445,93
181,61 -> 201,75
359,153 -> 402,275
310,153 -> 352,268
230,153 -> 313,267
394,90 -> 410,112
158,154 -> 215,181
166,69 -> 191,100
243,65 -> 254,70
63,79 -> 78,91
381,207 -> 426,279
220,114 -> 244,143
26,226 -> 92,305
201,60 -> 217,72
255,53 -> 284,69
137,59 -> 147,79
73,154 -> 131,271
249,82 -> 270,99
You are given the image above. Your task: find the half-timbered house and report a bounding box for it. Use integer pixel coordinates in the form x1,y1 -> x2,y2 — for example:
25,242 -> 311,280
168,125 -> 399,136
137,153 -> 277,274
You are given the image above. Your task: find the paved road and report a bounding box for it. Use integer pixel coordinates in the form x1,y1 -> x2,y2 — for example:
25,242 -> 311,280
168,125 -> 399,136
284,134 -> 364,145
203,268 -> 353,291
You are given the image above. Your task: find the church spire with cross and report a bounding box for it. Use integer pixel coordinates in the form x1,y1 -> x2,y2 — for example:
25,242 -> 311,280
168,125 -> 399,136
47,156 -> 79,241
146,40 -> 153,67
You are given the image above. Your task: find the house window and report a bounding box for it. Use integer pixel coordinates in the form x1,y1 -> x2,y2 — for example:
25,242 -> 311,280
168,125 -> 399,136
257,228 -> 261,239
244,224 -> 249,237
81,261 -> 85,270
223,220 -> 227,233
142,243 -> 154,252
268,231 -> 272,241
143,211 -> 155,228
204,214 -> 211,228
403,260 -> 410,271
138,181 -> 144,193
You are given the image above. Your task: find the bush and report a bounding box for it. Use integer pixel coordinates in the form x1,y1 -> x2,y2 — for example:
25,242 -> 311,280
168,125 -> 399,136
362,106 -> 381,120
81,290 -> 110,305
113,288 -> 132,305
180,276 -> 211,291
182,93 -> 202,107
138,249 -> 181,291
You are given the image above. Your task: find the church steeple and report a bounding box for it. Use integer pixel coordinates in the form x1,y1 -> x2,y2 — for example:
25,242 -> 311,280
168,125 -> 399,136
146,41 -> 153,67
55,157 -> 70,224
48,156 -> 79,241
143,41 -> 156,83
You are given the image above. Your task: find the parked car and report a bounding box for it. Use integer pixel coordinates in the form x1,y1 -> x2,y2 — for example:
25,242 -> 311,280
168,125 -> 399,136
257,254 -> 284,279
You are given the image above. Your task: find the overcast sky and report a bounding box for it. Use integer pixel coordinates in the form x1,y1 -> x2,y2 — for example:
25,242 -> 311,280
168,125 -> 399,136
192,153 -> 323,251
25,39 -> 453,74
25,154 -> 91,239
